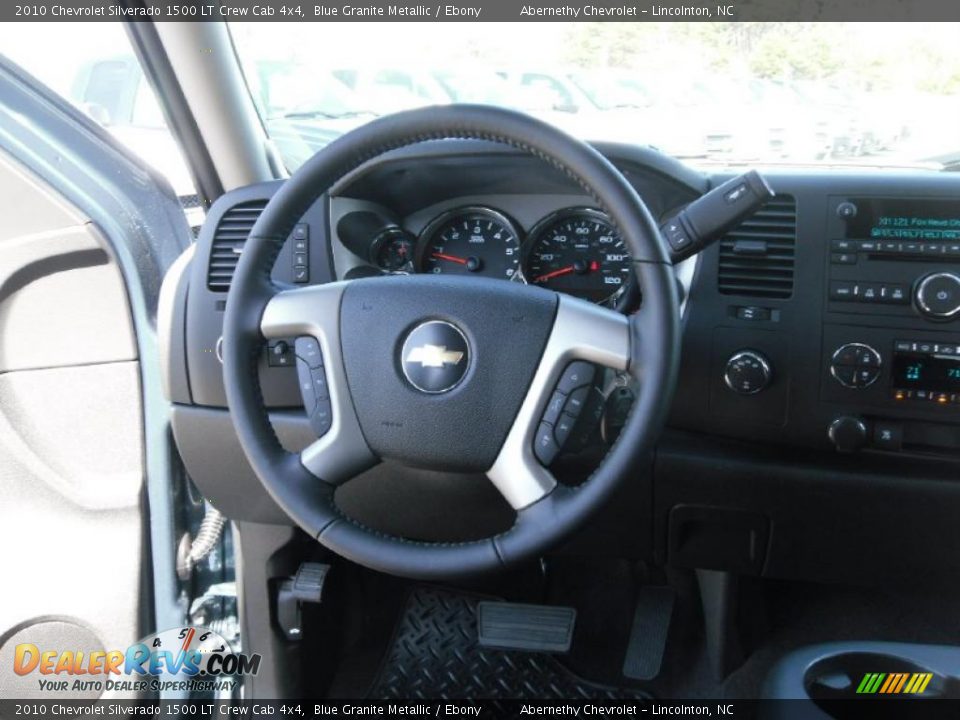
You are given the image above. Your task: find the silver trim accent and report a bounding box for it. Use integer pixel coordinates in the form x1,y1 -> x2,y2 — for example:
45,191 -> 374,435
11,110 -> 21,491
486,295 -> 630,510
157,244 -> 195,401
400,320 -> 470,394
915,272 -> 960,319
723,350 -> 772,395
829,342 -> 881,389
261,282 -> 377,483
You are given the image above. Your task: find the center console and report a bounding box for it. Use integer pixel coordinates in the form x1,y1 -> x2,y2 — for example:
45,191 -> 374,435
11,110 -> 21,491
821,195 -> 960,453
671,175 -> 960,459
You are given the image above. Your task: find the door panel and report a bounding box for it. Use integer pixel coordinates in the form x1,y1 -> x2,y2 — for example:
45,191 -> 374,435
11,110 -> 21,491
0,151 -> 146,699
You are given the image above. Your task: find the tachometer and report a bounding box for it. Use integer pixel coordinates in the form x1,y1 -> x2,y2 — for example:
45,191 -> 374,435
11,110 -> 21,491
525,209 -> 632,305
419,207 -> 522,280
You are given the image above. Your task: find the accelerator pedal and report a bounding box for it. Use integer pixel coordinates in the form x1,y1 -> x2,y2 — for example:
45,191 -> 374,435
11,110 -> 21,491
477,601 -> 576,653
622,586 -> 675,681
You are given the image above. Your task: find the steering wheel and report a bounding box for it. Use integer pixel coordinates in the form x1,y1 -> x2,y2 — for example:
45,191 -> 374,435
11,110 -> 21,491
222,105 -> 680,580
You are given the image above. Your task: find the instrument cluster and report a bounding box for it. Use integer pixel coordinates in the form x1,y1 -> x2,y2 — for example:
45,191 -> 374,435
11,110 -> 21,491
364,205 -> 635,307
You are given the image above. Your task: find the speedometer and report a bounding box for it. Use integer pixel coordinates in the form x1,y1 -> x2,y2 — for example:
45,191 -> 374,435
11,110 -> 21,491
419,207 -> 522,280
524,209 -> 632,304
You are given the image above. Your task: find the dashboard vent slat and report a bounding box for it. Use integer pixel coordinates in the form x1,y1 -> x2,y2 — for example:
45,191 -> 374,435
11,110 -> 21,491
717,195 -> 797,299
206,199 -> 269,292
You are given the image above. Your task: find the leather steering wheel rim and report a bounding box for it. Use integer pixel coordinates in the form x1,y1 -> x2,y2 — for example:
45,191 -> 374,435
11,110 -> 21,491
222,104 -> 680,580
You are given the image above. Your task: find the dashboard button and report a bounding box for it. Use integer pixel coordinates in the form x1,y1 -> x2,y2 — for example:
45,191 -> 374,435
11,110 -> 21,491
880,284 -> 908,304
295,336 -> 324,368
829,281 -> 856,301
857,284 -> 881,302
543,391 -> 566,426
557,361 -> 596,395
534,422 -> 559,466
831,252 -> 857,265
854,367 -> 880,387
873,421 -> 902,451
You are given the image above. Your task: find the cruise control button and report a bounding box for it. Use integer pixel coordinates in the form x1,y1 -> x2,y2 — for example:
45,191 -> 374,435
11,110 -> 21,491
295,336 -> 323,368
543,391 -> 566,425
311,399 -> 332,437
557,361 -> 596,395
563,386 -> 590,417
554,413 -> 577,448
296,358 -> 317,415
534,422 -> 559,466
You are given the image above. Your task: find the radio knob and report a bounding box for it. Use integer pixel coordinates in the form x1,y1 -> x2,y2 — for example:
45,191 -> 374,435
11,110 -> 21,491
828,416 -> 868,453
915,272 -> 960,320
723,350 -> 772,395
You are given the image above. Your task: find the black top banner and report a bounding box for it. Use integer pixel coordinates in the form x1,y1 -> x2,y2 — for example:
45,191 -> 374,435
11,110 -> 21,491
6,0 -> 960,22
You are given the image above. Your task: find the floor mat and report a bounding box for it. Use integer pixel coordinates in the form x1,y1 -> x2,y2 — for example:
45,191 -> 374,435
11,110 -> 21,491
367,587 -> 650,700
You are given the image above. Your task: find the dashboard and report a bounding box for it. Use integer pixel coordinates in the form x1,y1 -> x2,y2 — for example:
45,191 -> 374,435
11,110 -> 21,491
160,139 -> 960,587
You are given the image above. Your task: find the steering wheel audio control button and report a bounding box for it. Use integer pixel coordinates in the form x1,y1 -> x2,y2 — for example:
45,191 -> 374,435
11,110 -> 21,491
295,336 -> 324,368
554,413 -> 577,447
564,386 -> 590,416
543,391 -> 567,425
310,367 -> 330,400
296,358 -> 318,415
534,422 -> 560,466
557,361 -> 596,395
311,399 -> 333,437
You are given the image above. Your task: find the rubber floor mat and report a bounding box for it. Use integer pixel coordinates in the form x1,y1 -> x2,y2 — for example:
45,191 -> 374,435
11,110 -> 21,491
367,587 -> 650,700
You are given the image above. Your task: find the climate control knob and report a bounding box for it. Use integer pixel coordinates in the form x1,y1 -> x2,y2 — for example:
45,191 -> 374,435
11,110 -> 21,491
915,272 -> 960,320
828,416 -> 868,453
723,350 -> 772,395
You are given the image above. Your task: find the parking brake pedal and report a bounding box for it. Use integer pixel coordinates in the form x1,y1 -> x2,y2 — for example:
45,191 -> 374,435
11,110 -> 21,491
276,562 -> 330,640
622,586 -> 675,681
477,602 -> 576,653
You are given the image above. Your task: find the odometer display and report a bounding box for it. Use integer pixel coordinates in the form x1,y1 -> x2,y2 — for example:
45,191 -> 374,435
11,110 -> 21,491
525,209 -> 631,304
419,207 -> 522,280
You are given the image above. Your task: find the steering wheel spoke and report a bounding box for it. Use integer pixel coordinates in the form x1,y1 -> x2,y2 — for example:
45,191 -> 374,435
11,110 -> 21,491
487,295 -> 630,510
261,282 -> 377,485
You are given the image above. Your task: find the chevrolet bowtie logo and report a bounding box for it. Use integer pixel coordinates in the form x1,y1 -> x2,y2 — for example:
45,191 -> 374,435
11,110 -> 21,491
405,344 -> 465,368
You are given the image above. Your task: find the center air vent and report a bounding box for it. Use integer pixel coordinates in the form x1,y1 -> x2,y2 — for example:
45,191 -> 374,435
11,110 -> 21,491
717,195 -> 797,299
206,199 -> 268,291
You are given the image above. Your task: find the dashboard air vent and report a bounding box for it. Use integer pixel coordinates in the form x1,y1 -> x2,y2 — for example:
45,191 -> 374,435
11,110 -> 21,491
717,195 -> 797,299
206,199 -> 268,291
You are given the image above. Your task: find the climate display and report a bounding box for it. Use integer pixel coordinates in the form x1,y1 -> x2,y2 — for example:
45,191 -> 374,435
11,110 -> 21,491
892,352 -> 960,394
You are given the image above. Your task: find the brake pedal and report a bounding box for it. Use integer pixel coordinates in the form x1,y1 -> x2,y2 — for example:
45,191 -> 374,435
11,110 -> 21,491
622,586 -> 675,681
477,601 -> 576,653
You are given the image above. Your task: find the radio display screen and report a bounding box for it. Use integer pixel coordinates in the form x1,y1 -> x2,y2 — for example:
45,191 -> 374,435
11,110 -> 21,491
892,352 -> 960,393
845,198 -> 960,241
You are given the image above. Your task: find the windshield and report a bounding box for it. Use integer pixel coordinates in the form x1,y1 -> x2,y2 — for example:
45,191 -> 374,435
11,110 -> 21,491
230,22 -> 960,171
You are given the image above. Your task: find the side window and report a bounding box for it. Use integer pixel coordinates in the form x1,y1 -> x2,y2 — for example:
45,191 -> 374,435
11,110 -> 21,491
0,23 -> 199,219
